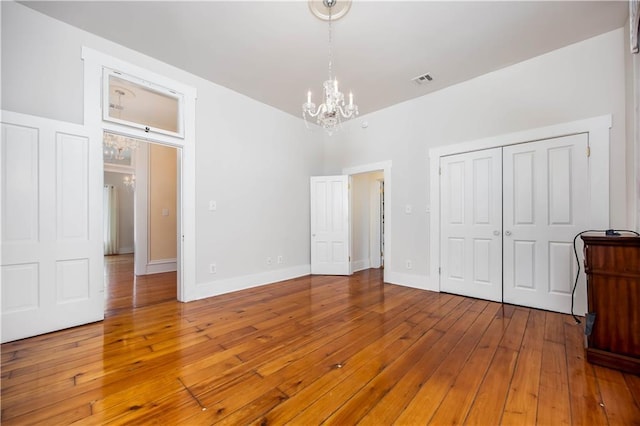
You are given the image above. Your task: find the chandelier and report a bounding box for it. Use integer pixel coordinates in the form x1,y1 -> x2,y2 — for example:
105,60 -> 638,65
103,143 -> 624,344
123,174 -> 136,191
303,0 -> 358,135
103,132 -> 139,161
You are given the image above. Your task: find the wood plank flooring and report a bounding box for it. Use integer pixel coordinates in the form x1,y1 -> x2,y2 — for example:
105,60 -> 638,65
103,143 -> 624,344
2,256 -> 639,425
104,254 -> 177,315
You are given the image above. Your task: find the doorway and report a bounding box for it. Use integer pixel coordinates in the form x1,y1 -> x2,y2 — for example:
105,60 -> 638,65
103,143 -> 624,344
83,47 -> 197,302
103,133 -> 180,311
310,160 -> 392,279
351,171 -> 384,272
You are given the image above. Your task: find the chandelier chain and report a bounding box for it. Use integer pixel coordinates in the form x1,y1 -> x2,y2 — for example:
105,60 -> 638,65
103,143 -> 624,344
327,6 -> 333,81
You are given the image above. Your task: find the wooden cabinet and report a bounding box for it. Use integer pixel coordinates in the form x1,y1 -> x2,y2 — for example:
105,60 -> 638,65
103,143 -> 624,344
581,235 -> 640,374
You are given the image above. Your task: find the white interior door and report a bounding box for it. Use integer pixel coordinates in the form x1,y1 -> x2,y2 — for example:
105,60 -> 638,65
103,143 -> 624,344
440,148 -> 503,302
1,111 -> 104,343
310,175 -> 351,275
503,134 -> 589,314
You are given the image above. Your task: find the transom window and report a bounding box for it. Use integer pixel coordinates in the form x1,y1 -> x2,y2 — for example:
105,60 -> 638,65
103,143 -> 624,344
102,68 -> 184,138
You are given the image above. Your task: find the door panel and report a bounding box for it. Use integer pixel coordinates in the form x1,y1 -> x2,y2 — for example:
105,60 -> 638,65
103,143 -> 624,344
440,148 -> 502,302
503,134 -> 589,314
1,112 -> 104,343
310,175 -> 350,275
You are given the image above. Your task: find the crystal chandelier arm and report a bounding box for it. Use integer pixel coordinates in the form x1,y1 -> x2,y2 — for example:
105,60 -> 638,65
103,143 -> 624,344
303,101 -> 331,118
336,104 -> 359,119
303,103 -> 321,118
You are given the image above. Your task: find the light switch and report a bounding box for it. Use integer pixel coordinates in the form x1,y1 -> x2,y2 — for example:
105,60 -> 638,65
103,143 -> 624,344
209,200 -> 217,211
405,204 -> 412,214
162,208 -> 169,216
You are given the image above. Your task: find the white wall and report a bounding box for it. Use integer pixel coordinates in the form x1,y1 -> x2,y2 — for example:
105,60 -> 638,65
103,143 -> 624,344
351,171 -> 384,272
625,18 -> 640,232
351,173 -> 370,271
1,2 -> 631,299
1,2 -> 324,297
103,172 -> 135,254
324,29 -> 628,286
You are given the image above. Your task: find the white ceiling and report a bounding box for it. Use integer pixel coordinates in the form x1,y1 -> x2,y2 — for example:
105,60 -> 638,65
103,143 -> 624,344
22,1 -> 629,118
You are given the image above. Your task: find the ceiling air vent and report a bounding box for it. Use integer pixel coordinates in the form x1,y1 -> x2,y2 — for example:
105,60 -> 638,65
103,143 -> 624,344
412,72 -> 433,85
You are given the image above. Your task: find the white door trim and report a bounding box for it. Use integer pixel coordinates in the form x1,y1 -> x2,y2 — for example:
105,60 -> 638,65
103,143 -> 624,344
429,115 -> 611,292
342,161 -> 392,283
82,47 -> 198,302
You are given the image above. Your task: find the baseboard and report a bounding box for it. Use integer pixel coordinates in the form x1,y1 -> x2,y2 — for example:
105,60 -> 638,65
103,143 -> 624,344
352,259 -> 370,272
385,271 -> 438,292
146,258 -> 177,274
197,264 -> 311,300
118,246 -> 134,254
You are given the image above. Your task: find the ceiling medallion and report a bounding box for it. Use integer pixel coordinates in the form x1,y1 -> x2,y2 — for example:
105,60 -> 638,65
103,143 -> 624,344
308,0 -> 352,21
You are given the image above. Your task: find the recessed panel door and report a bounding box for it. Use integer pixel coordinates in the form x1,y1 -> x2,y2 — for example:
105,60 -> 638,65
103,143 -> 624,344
310,175 -> 351,275
440,148 -> 502,302
1,112 -> 104,343
503,134 -> 589,314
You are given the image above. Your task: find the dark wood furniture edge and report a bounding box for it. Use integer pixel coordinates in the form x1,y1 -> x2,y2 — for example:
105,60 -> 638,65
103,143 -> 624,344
586,347 -> 640,375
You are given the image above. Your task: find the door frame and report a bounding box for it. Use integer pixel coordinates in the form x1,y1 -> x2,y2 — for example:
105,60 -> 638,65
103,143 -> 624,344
82,47 -> 198,302
343,161 -> 392,283
429,115 -> 611,292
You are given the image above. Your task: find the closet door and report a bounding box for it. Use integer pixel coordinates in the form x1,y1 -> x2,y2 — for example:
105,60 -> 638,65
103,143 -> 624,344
440,148 -> 502,302
503,134 -> 589,314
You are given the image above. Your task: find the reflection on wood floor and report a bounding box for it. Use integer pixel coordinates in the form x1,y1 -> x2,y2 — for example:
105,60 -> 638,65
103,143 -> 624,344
1,261 -> 639,424
104,254 -> 176,315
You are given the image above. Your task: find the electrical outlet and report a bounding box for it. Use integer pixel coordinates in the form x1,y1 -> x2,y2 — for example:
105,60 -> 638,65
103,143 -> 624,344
209,263 -> 217,274
406,260 -> 412,270
277,255 -> 284,264
267,257 -> 273,265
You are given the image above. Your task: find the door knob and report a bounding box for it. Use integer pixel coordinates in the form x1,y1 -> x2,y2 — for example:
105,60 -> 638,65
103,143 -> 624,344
505,230 -> 512,236
493,230 -> 500,236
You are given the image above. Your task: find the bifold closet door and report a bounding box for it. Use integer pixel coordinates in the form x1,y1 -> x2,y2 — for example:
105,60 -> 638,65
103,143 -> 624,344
502,134 -> 589,314
440,148 -> 502,302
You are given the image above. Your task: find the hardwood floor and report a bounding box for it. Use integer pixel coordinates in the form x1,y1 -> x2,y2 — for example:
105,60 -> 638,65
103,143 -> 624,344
2,258 -> 639,425
104,254 -> 176,315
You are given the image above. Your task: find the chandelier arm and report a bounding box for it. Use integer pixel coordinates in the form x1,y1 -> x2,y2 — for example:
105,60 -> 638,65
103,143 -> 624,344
336,105 -> 357,118
304,108 -> 323,118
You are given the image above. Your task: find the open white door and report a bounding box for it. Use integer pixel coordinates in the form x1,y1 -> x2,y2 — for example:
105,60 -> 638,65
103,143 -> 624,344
440,148 -> 503,302
310,175 -> 351,275
1,111 -> 104,343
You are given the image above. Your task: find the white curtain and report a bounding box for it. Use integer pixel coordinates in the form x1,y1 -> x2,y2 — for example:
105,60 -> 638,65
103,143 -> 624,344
103,184 -> 119,255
